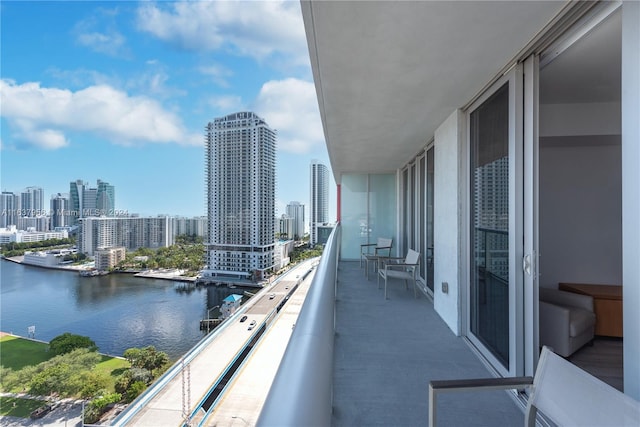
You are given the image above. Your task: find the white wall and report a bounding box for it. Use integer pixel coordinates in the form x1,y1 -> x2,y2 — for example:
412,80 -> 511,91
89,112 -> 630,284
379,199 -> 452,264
539,138 -> 622,288
540,102 -> 621,137
434,109 -> 464,335
622,0 -> 640,400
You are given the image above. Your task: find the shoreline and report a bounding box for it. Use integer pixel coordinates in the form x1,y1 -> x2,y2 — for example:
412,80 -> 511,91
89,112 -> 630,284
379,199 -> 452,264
1,256 -> 198,282
1,255 -> 91,272
0,332 -> 126,360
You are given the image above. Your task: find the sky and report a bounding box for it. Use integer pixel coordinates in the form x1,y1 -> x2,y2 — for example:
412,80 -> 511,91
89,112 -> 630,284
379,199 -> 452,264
0,0 -> 335,221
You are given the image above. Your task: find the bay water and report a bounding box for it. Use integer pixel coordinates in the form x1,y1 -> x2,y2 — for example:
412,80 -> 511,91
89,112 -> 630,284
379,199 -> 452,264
0,260 -> 239,360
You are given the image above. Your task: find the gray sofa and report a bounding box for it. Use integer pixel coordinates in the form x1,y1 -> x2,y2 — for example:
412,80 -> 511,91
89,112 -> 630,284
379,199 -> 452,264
539,287 -> 596,357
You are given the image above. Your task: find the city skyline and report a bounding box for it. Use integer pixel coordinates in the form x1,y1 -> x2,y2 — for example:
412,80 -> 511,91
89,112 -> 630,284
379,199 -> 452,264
0,1 -> 336,219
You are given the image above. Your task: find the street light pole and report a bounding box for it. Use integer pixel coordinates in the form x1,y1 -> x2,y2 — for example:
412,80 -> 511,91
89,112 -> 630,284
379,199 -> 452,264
206,305 -> 219,334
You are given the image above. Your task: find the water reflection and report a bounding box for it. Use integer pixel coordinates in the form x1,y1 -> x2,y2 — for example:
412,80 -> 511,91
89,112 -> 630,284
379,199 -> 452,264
0,260 -> 248,360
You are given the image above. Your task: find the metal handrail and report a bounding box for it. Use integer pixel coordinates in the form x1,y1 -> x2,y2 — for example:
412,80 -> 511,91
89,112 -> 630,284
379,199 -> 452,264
257,224 -> 341,427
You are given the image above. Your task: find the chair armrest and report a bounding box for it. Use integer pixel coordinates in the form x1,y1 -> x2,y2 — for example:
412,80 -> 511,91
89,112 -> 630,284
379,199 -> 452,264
360,243 -> 377,248
429,376 -> 533,392
374,246 -> 392,255
429,377 -> 533,427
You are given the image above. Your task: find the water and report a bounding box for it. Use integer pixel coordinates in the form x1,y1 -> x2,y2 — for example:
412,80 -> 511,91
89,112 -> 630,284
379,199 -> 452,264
0,260 -> 241,360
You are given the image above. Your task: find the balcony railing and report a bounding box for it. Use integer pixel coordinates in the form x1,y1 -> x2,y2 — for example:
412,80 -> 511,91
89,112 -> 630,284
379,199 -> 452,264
257,224 -> 341,426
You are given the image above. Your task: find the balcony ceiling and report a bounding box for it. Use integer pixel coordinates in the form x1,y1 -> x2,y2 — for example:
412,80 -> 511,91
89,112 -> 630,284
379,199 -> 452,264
302,1 -> 569,182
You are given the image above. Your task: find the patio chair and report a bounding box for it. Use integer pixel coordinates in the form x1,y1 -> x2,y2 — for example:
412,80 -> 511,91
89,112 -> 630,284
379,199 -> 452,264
428,346 -> 640,427
378,248 -> 420,299
360,237 -> 393,278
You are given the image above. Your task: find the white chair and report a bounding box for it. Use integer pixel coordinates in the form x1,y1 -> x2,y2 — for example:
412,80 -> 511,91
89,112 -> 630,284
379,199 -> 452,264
429,346 -> 640,427
539,287 -> 595,357
378,249 -> 420,299
360,237 -> 393,278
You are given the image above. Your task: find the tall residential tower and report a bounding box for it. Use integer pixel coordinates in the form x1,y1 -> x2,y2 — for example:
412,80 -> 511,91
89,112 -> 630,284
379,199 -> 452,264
285,201 -> 305,240
309,159 -> 329,246
202,112 -> 276,282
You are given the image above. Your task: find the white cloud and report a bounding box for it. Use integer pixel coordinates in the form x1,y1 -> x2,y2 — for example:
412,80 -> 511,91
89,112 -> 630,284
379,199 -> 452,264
208,94 -> 244,112
198,64 -> 234,88
73,9 -> 129,58
253,78 -> 324,154
136,1 -> 308,65
0,79 -> 201,149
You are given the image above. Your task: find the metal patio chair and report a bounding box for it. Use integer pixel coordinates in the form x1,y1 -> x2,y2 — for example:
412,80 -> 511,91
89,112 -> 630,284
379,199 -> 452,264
378,248 -> 420,299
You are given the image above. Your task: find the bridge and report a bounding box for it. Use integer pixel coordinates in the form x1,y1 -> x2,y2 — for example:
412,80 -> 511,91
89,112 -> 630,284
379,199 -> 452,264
110,259 -> 317,427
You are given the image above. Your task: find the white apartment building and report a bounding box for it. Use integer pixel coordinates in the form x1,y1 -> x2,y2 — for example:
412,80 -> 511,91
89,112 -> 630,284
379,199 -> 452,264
202,112 -> 276,282
278,215 -> 295,240
78,216 -> 172,256
95,247 -> 126,271
285,201 -> 305,240
0,226 -> 69,244
171,216 -> 207,239
309,159 -> 329,246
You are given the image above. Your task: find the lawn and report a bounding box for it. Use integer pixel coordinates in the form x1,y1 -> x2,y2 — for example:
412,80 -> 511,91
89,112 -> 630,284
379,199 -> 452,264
0,335 -> 130,393
0,335 -> 51,370
96,355 -> 131,390
0,396 -> 47,418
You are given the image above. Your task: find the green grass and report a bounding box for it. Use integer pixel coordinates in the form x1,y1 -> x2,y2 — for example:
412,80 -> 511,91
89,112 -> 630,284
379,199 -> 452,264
0,336 -> 51,370
1,335 -> 130,394
96,355 -> 130,390
0,396 -> 47,418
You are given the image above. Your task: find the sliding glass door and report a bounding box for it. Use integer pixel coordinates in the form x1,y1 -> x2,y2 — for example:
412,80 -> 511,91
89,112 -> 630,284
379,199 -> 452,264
468,68 -> 524,376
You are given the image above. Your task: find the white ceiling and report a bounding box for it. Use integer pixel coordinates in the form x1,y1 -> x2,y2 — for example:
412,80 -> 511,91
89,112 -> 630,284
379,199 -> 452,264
302,1 -> 572,181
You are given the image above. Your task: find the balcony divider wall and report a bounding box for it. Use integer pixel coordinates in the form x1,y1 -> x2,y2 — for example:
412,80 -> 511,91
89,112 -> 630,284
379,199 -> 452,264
340,173 -> 396,260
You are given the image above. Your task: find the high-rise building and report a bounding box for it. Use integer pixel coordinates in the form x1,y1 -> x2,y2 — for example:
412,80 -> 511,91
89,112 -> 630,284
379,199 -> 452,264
69,179 -> 116,224
20,186 -> 44,216
278,214 -> 295,240
78,216 -> 172,256
69,180 -> 86,225
96,179 -> 115,216
309,159 -> 329,246
285,201 -> 305,240
50,193 -> 71,229
202,112 -> 276,282
171,216 -> 207,239
0,191 -> 19,228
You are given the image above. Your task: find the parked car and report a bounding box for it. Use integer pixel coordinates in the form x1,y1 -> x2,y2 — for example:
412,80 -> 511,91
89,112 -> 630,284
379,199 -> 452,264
30,404 -> 53,419
240,315 -> 248,323
248,320 -> 257,330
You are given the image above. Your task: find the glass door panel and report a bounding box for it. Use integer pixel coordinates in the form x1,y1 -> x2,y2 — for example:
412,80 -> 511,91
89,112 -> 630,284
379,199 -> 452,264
427,147 -> 434,292
470,82 -> 511,368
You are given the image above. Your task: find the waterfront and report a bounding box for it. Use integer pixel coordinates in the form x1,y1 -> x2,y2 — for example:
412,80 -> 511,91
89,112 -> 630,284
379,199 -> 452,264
0,259 -> 241,360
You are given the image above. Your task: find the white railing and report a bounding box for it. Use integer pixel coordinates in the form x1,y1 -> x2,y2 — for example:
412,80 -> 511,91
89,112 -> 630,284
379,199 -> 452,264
257,225 -> 341,427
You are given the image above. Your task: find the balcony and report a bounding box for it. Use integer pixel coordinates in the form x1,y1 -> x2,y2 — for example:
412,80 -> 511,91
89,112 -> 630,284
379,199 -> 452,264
258,225 -> 524,426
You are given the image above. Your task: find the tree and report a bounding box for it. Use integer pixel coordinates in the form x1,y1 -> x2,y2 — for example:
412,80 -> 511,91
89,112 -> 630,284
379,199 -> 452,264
125,381 -> 147,403
26,349 -> 101,396
123,346 -> 169,375
49,333 -> 98,356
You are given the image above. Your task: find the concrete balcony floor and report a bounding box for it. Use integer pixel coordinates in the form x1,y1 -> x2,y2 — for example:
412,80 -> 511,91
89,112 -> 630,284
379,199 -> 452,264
333,261 -> 524,426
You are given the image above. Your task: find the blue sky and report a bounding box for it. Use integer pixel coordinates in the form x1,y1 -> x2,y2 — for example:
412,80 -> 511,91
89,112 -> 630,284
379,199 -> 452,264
1,1 -> 334,220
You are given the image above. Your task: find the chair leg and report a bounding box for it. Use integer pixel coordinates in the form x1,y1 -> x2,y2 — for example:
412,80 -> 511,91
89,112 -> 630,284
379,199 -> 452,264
385,277 -> 388,299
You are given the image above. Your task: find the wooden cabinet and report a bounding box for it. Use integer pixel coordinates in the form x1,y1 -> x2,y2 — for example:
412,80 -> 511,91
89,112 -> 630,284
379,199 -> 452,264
559,283 -> 623,338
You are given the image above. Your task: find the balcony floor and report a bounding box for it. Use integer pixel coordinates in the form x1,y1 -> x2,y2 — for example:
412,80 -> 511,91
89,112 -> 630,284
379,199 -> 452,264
333,261 -> 524,426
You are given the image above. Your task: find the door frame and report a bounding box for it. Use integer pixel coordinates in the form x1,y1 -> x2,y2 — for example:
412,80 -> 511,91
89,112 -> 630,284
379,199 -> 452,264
465,64 -> 525,378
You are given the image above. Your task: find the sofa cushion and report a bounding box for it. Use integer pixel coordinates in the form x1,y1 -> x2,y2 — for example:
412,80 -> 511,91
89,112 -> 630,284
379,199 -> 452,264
569,308 -> 596,337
